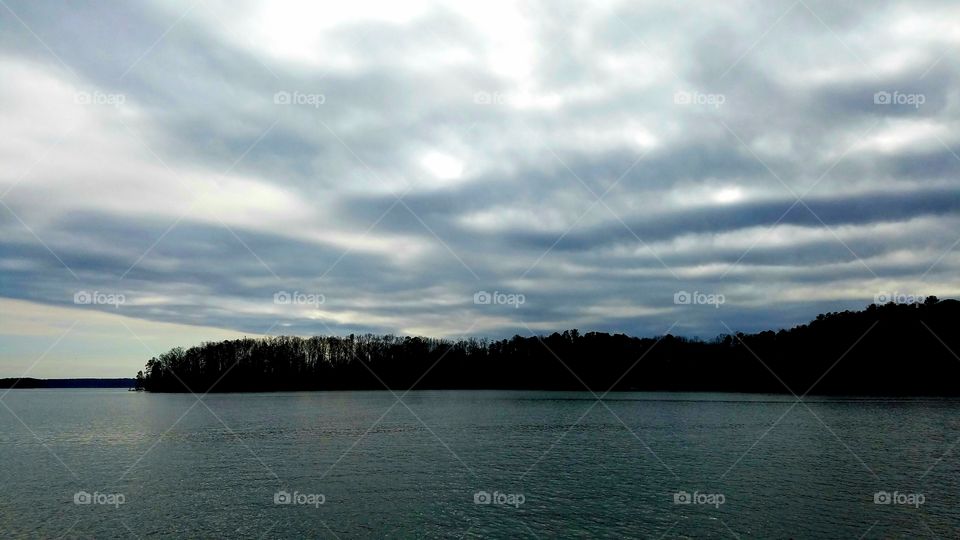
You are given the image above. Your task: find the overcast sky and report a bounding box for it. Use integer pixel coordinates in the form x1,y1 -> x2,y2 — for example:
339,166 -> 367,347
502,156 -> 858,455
1,0 -> 959,377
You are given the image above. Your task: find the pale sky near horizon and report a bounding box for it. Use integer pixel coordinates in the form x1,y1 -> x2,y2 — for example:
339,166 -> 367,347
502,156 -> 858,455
1,0 -> 959,377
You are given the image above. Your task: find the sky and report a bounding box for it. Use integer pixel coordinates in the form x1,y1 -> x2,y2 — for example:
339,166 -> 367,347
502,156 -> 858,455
1,0 -> 959,377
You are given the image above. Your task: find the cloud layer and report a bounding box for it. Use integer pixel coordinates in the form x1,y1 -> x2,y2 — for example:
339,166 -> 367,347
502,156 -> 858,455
1,0 -> 959,375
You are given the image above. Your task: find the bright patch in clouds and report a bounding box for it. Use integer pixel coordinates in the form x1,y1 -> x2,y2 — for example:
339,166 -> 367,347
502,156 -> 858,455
712,186 -> 746,205
420,151 -> 465,182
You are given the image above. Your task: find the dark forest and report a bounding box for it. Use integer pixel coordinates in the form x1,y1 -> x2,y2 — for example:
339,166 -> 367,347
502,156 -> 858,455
139,297 -> 960,395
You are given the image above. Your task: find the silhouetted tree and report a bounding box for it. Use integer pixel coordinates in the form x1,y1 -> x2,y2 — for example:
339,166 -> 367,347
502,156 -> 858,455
140,298 -> 960,395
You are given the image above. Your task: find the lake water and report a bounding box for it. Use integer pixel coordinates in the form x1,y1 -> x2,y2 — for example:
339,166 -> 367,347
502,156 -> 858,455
1,390 -> 958,538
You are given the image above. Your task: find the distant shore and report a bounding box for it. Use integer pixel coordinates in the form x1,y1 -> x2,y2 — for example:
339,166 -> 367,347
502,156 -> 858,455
0,378 -> 136,389
8,300 -> 957,396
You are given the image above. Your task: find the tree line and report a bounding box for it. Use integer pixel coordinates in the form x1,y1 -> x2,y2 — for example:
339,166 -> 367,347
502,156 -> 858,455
138,297 -> 960,395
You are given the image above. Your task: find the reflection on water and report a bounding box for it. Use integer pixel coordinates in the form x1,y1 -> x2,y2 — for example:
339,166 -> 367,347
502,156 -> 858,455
0,389 -> 958,538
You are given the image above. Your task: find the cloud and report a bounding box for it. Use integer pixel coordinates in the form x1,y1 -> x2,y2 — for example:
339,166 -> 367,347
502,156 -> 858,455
1,0 -> 959,375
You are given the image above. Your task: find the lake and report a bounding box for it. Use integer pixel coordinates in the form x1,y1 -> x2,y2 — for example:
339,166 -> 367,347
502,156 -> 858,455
0,390 -> 958,538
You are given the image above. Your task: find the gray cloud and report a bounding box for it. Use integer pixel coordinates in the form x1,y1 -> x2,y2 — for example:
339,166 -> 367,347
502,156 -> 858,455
2,0 -> 960,375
